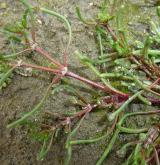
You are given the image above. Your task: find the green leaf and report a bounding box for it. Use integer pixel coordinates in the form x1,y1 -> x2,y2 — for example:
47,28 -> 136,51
0,66 -> 14,88
21,9 -> 29,28
75,51 -> 94,64
157,6 -> 160,17
98,12 -> 113,23
4,22 -> 24,33
38,133 -> 54,161
97,1 -> 114,23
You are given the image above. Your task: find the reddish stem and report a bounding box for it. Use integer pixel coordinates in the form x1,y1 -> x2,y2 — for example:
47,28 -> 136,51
14,59 -> 129,98
31,28 -> 36,43
13,47 -> 160,108
147,97 -> 160,105
35,46 -> 63,68
70,104 -> 97,119
104,24 -> 118,42
66,71 -> 129,98
33,46 -> 129,98
66,71 -> 107,90
150,78 -> 160,88
103,23 -> 124,48
20,63 -> 61,74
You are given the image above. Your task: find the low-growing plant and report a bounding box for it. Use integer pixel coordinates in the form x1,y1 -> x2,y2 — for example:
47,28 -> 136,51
1,0 -> 160,164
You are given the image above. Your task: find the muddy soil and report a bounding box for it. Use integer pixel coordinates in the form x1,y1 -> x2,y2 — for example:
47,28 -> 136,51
0,0 -> 158,165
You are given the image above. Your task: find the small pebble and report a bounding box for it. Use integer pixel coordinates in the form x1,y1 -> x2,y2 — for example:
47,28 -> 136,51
89,2 -> 94,7
37,19 -> 42,25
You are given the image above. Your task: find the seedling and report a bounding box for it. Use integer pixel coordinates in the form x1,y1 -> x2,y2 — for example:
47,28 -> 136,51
1,0 -> 160,164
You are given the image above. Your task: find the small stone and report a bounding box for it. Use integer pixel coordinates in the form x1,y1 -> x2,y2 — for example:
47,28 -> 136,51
37,19 -> 42,25
89,2 -> 94,6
